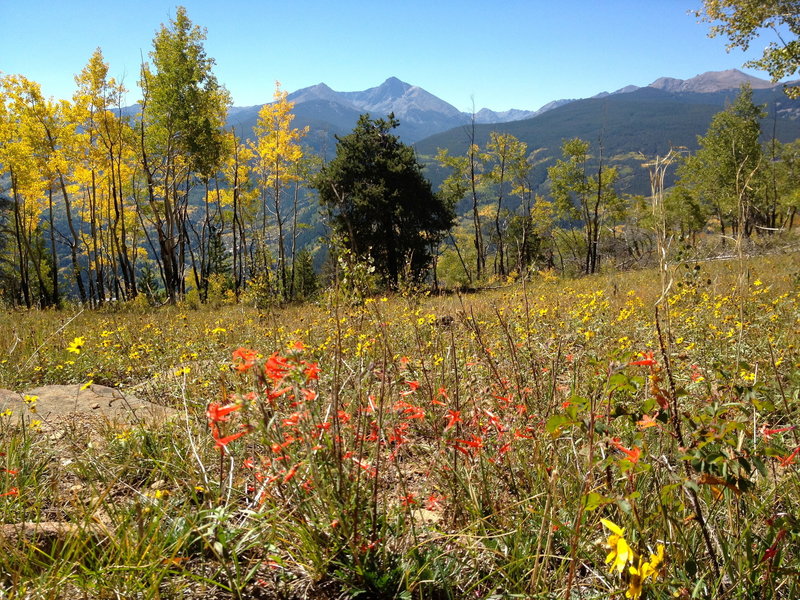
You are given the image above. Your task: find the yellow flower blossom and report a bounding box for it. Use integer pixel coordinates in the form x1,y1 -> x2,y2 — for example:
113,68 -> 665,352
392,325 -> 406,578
627,544 -> 664,599
67,336 -> 85,354
602,519 -> 633,573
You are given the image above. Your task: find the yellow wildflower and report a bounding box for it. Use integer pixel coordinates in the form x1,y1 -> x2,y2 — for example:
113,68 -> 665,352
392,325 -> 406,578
627,544 -> 664,599
602,519 -> 633,573
67,336 -> 85,354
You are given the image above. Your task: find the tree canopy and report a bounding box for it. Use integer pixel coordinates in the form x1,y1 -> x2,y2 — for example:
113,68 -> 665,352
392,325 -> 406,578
698,0 -> 800,96
676,85 -> 765,235
314,114 -> 454,287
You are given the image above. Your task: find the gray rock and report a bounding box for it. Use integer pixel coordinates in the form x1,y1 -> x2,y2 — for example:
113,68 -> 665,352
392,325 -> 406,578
0,384 -> 176,428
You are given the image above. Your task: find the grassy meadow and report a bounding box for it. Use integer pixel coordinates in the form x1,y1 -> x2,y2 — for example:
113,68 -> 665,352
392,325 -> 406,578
1,253 -> 799,599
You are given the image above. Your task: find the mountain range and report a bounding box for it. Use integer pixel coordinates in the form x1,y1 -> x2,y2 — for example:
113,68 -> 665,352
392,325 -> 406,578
226,69 -> 800,161
228,75 -> 539,149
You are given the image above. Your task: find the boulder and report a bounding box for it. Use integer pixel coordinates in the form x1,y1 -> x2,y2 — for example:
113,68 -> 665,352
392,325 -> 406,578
0,384 -> 176,429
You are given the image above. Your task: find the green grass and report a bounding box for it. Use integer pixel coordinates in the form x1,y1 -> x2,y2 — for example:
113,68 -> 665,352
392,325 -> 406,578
1,253 -> 799,599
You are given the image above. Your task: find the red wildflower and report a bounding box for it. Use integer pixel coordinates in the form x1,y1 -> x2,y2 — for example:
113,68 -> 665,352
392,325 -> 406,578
630,351 -> 656,367
426,494 -> 445,510
611,438 -> 641,463
400,493 -> 417,507
264,353 -> 290,382
778,447 -> 800,467
761,529 -> 787,563
283,462 -> 301,483
282,412 -> 303,427
454,435 -> 484,449
760,425 -> 796,439
0,487 -> 18,497
484,409 -> 507,433
232,347 -> 257,372
302,361 -> 320,380
214,425 -> 253,449
206,402 -> 241,424
400,380 -> 420,396
267,386 -> 292,403
444,410 -> 462,431
389,423 -> 410,445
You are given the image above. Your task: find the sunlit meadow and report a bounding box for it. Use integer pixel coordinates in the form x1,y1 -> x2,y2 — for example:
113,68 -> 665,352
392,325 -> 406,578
1,254 -> 799,599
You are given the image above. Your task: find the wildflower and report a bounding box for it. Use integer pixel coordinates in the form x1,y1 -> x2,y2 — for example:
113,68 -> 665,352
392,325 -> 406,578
760,424 -> 795,439
777,446 -> 800,467
302,361 -> 320,380
629,351 -> 655,367
601,519 -> 633,573
426,494 -> 445,510
444,410 -> 462,431
23,395 -> 37,414
206,401 -> 241,425
400,493 -> 417,507
264,353 -> 290,382
0,487 -> 19,497
611,438 -> 641,463
232,347 -> 257,372
761,529 -> 787,563
432,387 -> 448,405
626,544 -> 664,599
67,336 -> 85,354
400,380 -> 420,396
282,462 -> 301,483
214,425 -> 253,449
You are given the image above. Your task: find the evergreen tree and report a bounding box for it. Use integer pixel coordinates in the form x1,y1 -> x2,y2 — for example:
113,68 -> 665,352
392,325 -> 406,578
313,114 -> 454,287
292,248 -> 317,300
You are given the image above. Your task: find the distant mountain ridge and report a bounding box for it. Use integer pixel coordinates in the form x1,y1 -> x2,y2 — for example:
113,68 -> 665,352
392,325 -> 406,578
589,68 -> 780,98
227,76 -> 542,147
225,69 -> 785,151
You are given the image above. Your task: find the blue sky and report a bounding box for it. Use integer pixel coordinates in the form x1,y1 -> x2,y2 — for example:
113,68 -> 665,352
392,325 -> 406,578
0,0 -> 783,112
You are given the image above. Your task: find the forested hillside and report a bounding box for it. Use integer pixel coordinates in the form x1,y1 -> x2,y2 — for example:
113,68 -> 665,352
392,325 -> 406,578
2,7 -> 800,309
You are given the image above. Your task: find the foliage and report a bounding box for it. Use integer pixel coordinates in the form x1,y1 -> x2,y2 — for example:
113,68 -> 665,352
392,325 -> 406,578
676,85 -> 766,236
138,6 -> 231,304
697,0 -> 800,96
314,114 -> 454,287
548,137 -> 620,274
249,82 -> 308,301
